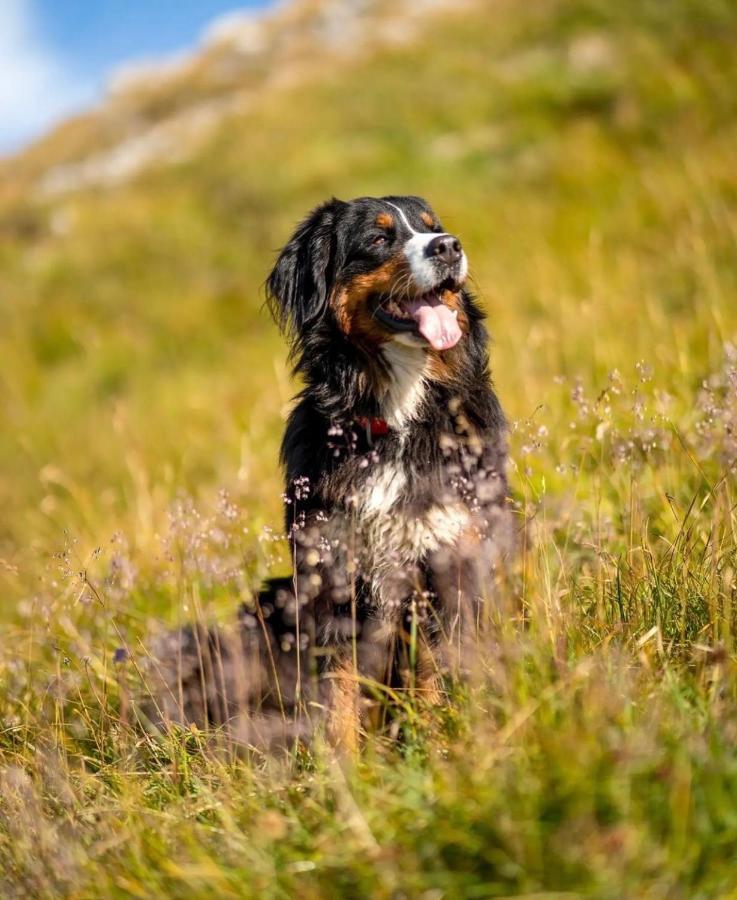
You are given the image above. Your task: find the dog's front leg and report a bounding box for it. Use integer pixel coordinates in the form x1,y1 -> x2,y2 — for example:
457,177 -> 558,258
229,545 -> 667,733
426,535 -> 490,679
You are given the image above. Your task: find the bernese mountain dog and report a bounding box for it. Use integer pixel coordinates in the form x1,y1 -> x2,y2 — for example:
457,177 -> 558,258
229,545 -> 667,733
147,196 -> 511,751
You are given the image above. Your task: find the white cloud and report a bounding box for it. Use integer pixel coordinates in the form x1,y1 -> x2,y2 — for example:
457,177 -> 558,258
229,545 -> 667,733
0,0 -> 95,155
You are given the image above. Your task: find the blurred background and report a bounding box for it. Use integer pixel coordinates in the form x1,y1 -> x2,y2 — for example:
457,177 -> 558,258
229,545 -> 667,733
4,4 -> 737,893
0,1 -> 267,156
1,0 -> 736,610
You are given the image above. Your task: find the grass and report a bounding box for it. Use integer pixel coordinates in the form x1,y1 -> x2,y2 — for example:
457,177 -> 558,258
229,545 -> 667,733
2,0 -> 737,895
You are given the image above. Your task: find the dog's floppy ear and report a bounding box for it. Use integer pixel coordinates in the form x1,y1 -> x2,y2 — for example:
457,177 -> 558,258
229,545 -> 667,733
266,198 -> 345,343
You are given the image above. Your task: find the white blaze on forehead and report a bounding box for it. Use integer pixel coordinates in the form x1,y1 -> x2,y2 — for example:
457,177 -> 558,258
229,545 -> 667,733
385,200 -> 467,293
386,201 -> 421,235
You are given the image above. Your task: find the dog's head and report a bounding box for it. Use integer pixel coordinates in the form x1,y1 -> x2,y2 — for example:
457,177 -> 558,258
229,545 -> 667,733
267,196 -> 470,354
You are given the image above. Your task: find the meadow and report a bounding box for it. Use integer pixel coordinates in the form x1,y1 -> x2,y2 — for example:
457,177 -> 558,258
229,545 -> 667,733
2,0 -> 737,895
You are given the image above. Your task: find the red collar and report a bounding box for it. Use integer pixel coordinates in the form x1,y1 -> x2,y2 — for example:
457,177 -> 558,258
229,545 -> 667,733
355,415 -> 391,439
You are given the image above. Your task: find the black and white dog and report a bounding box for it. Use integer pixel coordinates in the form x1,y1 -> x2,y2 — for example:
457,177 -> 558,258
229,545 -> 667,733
149,196 -> 511,749
265,195 -> 511,746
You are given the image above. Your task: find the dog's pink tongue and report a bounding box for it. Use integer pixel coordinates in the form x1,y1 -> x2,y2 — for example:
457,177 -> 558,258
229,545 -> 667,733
409,299 -> 462,350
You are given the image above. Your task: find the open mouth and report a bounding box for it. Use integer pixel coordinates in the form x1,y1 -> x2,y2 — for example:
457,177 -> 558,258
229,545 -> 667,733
374,278 -> 463,351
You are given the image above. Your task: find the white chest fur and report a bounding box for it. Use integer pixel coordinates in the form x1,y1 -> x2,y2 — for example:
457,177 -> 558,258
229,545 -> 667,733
339,341 -> 470,578
349,457 -> 470,573
380,343 -> 428,431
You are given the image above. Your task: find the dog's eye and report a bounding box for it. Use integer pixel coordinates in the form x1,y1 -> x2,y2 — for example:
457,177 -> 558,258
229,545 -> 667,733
372,234 -> 388,246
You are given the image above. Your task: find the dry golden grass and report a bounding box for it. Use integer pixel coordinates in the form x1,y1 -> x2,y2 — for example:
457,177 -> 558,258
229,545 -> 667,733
2,0 -> 737,895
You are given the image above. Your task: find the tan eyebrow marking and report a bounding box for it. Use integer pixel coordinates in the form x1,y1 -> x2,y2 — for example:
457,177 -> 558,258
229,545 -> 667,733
420,212 -> 435,228
375,212 -> 394,229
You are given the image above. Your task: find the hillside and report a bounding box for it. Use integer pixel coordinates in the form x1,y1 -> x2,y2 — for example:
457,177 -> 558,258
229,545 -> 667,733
2,0 -> 735,599
0,0 -> 469,200
2,0 -> 737,894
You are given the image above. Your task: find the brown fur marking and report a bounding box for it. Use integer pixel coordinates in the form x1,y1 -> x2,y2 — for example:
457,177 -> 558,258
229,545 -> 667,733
333,255 -> 410,344
375,212 -> 394,229
420,211 -> 435,229
326,660 -> 361,754
413,637 -> 445,705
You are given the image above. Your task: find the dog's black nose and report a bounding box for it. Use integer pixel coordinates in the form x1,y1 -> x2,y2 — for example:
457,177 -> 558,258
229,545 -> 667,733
425,234 -> 463,267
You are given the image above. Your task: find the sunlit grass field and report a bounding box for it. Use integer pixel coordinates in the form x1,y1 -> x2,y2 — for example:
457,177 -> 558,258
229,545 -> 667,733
2,0 -> 737,895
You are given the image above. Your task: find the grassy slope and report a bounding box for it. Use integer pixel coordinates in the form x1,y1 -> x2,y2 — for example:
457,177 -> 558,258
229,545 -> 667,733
2,0 -> 737,895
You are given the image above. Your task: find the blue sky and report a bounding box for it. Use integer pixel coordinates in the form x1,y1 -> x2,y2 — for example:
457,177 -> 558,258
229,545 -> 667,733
0,0 -> 270,155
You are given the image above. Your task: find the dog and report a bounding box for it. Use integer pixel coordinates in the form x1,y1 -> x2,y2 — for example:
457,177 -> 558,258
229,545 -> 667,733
265,195 -> 511,748
146,195 -> 511,751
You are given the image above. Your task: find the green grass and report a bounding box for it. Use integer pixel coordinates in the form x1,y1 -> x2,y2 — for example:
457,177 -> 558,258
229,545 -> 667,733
2,0 -> 737,894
